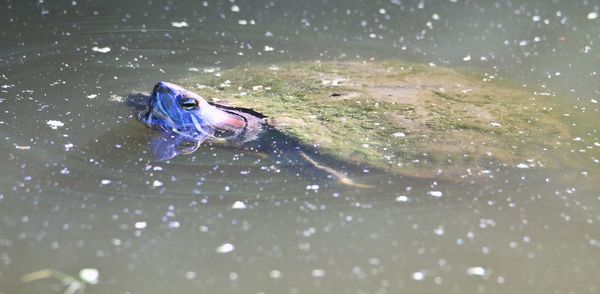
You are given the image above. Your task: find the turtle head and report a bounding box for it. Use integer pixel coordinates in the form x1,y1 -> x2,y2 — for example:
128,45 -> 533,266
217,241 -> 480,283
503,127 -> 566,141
139,82 -> 217,134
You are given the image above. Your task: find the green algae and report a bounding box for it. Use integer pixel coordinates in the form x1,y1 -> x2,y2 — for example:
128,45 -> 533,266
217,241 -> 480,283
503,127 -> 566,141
178,61 -> 577,178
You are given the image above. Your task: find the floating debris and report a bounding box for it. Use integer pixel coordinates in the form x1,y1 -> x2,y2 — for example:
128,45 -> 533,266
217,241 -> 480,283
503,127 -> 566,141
91,46 -> 111,53
46,120 -> 65,129
427,191 -> 443,197
231,201 -> 247,209
412,271 -> 426,281
134,221 -> 147,229
395,195 -> 410,202
588,12 -> 598,20
171,21 -> 188,28
216,243 -> 235,253
311,269 -> 326,278
466,266 -> 488,276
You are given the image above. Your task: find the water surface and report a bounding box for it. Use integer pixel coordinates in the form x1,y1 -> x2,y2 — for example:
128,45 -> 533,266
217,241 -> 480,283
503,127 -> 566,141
1,0 -> 599,293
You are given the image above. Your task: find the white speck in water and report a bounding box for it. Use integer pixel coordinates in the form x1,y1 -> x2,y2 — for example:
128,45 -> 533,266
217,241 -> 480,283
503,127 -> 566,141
185,271 -> 197,280
594,142 -> 600,147
532,15 -> 541,22
232,201 -> 247,209
463,54 -> 471,61
378,8 -> 386,14
231,5 -> 240,12
79,268 -> 99,285
434,226 -> 445,235
392,132 -> 406,138
86,94 -> 98,99
134,221 -> 147,229
216,243 -> 235,253
516,163 -> 529,169
412,271 -> 426,281
168,221 -> 180,229
432,13 -> 440,20
264,45 -> 274,51
238,19 -> 248,25
64,143 -> 74,151
466,266 -> 487,276
46,120 -> 64,129
171,21 -> 188,28
588,12 -> 598,20
428,191 -> 443,197
188,67 -> 200,72
152,180 -> 163,187
395,195 -> 410,202
15,145 -> 31,150
100,179 -> 111,185
109,95 -> 123,102
490,122 -> 501,128
91,46 -> 111,53
306,184 -> 320,190
270,270 -> 282,279
573,137 -> 582,141
311,269 -> 326,278
591,99 -> 597,104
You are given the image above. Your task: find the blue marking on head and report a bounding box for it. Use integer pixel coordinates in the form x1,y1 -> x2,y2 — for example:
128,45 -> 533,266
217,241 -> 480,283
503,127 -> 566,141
139,82 -> 214,138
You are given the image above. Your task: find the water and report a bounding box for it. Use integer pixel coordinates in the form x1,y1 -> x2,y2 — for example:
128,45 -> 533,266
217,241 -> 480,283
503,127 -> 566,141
1,0 -> 599,293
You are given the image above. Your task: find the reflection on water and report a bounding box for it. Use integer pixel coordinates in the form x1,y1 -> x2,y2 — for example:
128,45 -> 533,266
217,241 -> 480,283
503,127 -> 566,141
0,0 -> 598,293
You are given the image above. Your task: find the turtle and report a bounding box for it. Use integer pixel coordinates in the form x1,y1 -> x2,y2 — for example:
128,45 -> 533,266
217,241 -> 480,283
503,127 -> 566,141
167,60 -> 581,180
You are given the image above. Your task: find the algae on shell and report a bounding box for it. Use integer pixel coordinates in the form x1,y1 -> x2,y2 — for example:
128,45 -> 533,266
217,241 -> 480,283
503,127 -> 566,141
178,61 -> 574,178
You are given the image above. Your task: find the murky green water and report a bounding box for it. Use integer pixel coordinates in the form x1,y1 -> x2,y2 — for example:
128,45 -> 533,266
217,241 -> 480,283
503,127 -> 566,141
1,0 -> 599,293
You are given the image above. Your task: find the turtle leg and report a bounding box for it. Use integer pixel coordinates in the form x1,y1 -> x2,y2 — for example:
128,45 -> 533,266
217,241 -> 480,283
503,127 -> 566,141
298,151 -> 373,189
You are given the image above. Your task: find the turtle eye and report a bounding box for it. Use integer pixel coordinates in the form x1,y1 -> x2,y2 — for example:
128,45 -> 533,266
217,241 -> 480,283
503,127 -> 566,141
178,97 -> 199,111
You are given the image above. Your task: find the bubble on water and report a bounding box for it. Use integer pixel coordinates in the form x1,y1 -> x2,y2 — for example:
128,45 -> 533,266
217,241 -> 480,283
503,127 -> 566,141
86,94 -> 97,99
434,226 -> 445,235
516,163 -> 529,169
152,180 -> 163,187
432,13 -> 440,20
490,122 -> 501,128
428,191 -> 443,197
392,132 -> 406,138
588,12 -> 598,20
238,19 -> 248,25
216,243 -> 235,253
171,21 -> 188,28
91,46 -> 111,53
412,271 -> 426,281
100,179 -> 111,185
264,45 -> 274,52
379,8 -> 386,14
46,120 -> 64,129
231,5 -> 240,12
466,266 -> 487,276
463,54 -> 471,61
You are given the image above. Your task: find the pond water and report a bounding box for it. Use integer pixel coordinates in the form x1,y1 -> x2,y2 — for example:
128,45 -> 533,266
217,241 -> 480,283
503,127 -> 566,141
1,0 -> 599,293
